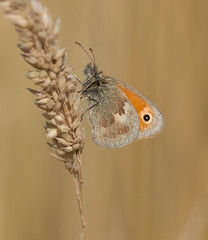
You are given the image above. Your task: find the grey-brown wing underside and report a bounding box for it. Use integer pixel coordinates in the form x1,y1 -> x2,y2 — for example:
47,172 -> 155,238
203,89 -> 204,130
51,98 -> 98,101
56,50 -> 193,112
86,81 -> 140,147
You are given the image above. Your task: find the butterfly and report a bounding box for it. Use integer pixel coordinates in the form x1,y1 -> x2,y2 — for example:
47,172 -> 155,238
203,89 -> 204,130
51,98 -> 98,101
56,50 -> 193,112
76,42 -> 164,148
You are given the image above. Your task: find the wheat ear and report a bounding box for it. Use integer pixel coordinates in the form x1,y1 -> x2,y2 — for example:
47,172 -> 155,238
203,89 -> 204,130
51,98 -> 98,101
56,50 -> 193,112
0,0 -> 86,237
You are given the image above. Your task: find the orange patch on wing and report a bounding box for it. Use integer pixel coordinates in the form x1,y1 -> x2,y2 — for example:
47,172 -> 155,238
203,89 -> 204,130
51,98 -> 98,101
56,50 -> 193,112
118,84 -> 153,130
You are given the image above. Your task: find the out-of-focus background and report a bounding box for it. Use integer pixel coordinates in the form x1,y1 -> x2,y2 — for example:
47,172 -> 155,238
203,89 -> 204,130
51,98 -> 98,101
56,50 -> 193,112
0,0 -> 208,239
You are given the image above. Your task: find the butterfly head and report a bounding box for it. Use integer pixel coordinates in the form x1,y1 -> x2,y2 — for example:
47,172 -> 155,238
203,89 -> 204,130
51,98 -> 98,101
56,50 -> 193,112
75,42 -> 103,92
82,62 -> 103,92
83,62 -> 99,78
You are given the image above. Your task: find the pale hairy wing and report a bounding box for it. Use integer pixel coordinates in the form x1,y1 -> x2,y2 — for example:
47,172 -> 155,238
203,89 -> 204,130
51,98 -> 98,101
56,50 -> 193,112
86,82 -> 140,147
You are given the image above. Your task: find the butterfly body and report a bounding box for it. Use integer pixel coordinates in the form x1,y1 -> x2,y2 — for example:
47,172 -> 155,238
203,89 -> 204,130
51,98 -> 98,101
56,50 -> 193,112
81,62 -> 164,148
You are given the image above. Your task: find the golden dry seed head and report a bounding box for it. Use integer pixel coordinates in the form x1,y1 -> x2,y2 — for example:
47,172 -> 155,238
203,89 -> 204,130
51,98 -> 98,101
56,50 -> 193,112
4,13 -> 24,22
58,93 -> 66,102
70,108 -> 79,119
75,127 -> 82,137
55,149 -> 65,156
48,118 -> 56,125
16,28 -> 33,38
42,62 -> 49,69
49,71 -> 56,79
42,113 -> 51,120
57,125 -> 70,133
14,18 -> 28,27
39,70 -> 48,78
73,96 -> 81,108
71,144 -> 80,150
62,146 -> 73,152
42,111 -> 57,120
24,56 -> 38,65
53,101 -> 61,112
49,153 -> 66,162
55,137 -> 68,146
51,90 -> 59,101
64,84 -> 75,94
41,77 -> 51,88
46,99 -> 56,110
47,128 -> 58,139
37,58 -> 46,68
34,38 -> 42,50
66,116 -> 72,126
65,162 -> 78,172
56,48 -> 66,59
35,97 -> 49,105
66,81 -> 77,92
66,73 -> 73,79
42,9 -> 51,28
51,60 -> 62,73
0,1 -> 10,7
35,103 -> 47,110
55,114 -> 64,122
31,78 -> 44,84
57,75 -> 66,90
43,54 -> 52,63
68,93 -> 76,106
47,15 -> 53,31
37,30 -> 48,40
47,111 -> 57,117
62,133 -> 73,142
65,67 -> 73,74
1,0 -> 85,182
52,18 -> 60,39
72,118 -> 81,130
29,49 -> 38,58
50,80 -> 56,87
35,93 -> 47,100
73,136 -> 83,144
18,42 -> 34,52
31,0 -> 42,13
26,71 -> 40,79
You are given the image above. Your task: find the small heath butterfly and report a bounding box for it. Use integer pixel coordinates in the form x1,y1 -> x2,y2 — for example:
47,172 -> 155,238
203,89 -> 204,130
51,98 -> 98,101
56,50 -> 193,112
76,42 -> 164,148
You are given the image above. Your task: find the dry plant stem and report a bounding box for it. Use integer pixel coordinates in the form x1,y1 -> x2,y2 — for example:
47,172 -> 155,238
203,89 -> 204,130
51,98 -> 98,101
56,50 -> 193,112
0,0 -> 87,237
72,152 -> 86,229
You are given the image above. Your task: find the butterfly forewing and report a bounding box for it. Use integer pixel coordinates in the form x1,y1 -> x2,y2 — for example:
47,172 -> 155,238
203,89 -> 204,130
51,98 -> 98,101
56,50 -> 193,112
114,79 -> 165,139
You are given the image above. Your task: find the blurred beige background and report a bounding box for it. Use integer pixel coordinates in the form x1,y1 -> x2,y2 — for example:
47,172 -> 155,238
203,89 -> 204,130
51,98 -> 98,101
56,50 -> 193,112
0,0 -> 208,239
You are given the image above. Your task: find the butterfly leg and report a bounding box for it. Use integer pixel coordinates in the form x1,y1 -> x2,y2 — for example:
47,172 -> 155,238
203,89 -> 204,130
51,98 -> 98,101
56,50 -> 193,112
73,75 -> 84,94
74,75 -> 83,86
81,97 -> 98,119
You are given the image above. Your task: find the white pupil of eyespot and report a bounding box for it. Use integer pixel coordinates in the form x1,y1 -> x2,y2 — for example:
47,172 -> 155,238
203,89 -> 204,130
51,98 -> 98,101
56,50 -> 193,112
143,114 -> 150,121
141,110 -> 152,124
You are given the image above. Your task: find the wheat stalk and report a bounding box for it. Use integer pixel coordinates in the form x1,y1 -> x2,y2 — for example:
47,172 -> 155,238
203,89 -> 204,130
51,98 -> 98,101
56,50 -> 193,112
0,0 -> 86,238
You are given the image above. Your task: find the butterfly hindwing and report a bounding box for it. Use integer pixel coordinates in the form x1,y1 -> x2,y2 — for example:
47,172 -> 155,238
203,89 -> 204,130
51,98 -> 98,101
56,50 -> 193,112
86,80 -> 140,147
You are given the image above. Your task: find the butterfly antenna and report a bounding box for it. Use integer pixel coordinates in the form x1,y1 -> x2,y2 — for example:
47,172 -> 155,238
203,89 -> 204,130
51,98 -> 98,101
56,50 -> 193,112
75,42 -> 95,65
89,48 -> 97,65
